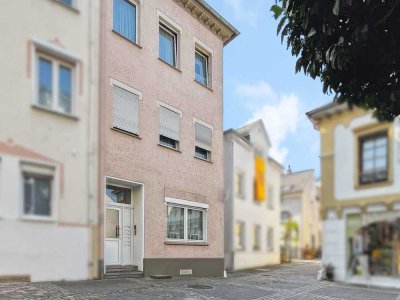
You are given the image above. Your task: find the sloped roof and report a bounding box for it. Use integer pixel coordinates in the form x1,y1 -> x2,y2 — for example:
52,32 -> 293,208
306,102 -> 349,130
281,169 -> 314,194
236,119 -> 272,147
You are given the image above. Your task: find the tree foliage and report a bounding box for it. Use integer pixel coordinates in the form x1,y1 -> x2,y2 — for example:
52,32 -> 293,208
271,0 -> 400,120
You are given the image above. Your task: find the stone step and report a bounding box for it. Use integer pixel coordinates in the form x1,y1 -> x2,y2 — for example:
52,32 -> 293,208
106,265 -> 138,272
103,271 -> 143,279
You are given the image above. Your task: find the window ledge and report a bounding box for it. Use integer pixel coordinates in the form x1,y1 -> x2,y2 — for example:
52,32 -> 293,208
158,58 -> 182,73
20,216 -> 56,223
194,156 -> 212,164
53,0 -> 80,13
194,79 -> 213,92
111,127 -> 141,139
164,241 -> 209,246
112,30 -> 142,49
32,104 -> 79,120
158,143 -> 181,153
355,180 -> 392,190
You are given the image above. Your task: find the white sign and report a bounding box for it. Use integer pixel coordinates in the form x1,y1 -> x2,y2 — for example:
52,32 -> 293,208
180,269 -> 193,275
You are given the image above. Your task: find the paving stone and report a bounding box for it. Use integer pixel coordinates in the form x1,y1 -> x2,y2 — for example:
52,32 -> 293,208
1,263 -> 400,300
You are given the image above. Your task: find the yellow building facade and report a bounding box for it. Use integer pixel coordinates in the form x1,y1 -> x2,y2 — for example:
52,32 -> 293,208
308,103 -> 400,288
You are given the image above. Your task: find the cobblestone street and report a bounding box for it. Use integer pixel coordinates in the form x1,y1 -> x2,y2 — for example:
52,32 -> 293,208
1,262 -> 399,300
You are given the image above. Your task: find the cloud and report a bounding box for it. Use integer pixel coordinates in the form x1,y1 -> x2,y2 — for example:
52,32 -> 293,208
223,0 -> 259,27
236,81 -> 301,164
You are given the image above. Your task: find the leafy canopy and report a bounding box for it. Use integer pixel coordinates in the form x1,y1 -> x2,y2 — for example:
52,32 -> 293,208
271,0 -> 400,120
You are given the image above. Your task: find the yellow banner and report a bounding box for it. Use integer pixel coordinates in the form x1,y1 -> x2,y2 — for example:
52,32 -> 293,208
254,156 -> 266,202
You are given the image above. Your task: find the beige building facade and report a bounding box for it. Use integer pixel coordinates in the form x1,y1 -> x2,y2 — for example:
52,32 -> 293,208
281,170 -> 322,260
0,0 -> 100,281
98,0 -> 238,278
308,103 -> 400,288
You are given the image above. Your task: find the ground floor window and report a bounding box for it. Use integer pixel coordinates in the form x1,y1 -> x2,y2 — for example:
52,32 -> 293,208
253,224 -> 261,251
167,204 -> 206,242
23,174 -> 52,217
235,221 -> 245,251
267,227 -> 274,252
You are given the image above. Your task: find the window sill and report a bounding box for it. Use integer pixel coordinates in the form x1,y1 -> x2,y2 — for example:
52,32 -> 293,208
112,30 -> 142,49
53,0 -> 80,13
158,58 -> 182,73
20,215 -> 56,223
194,79 -> 213,92
164,241 -> 209,246
194,156 -> 212,164
111,127 -> 141,139
32,104 -> 79,120
355,180 -> 392,190
158,143 -> 181,153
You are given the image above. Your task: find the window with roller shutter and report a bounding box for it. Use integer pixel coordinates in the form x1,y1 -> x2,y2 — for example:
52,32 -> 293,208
112,85 -> 140,135
194,122 -> 212,161
159,105 -> 180,150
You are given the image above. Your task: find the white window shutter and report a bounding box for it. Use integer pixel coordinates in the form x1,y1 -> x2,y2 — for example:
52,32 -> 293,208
112,85 -> 139,134
195,123 -> 212,151
159,106 -> 180,141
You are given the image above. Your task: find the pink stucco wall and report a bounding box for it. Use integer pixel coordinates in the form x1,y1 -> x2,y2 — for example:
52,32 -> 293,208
100,0 -> 225,259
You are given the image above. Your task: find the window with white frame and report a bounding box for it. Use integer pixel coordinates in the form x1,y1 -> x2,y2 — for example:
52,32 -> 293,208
166,204 -> 206,242
36,54 -> 74,114
235,221 -> 245,250
267,227 -> 274,252
195,49 -> 210,87
113,0 -> 138,43
159,104 -> 180,150
159,23 -> 178,67
235,172 -> 246,199
23,173 -> 52,217
112,83 -> 140,135
194,121 -> 212,161
253,224 -> 261,251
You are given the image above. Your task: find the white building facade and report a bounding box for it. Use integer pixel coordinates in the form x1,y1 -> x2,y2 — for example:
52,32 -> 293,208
224,120 -> 281,271
0,0 -> 100,281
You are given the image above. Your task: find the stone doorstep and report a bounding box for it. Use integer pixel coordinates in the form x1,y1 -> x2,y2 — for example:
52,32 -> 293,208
0,275 -> 31,283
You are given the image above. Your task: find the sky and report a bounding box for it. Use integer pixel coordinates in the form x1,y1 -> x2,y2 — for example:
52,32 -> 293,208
205,0 -> 333,177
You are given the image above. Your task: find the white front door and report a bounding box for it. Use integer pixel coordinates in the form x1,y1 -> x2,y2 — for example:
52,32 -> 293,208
105,206 -> 122,265
105,205 -> 134,266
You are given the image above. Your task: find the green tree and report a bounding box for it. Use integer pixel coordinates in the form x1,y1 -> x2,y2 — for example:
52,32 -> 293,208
271,0 -> 400,121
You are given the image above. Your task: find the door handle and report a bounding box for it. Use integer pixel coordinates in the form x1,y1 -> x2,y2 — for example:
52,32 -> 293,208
116,226 -> 120,238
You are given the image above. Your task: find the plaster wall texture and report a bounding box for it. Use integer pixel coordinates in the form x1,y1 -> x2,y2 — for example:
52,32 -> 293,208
224,124 -> 281,271
100,0 -> 225,260
334,113 -> 400,200
0,0 -> 99,281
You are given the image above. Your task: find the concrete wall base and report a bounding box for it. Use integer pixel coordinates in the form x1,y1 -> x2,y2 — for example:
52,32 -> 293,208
143,258 -> 224,277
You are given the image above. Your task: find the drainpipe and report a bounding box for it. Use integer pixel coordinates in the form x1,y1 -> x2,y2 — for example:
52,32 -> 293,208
97,0 -> 107,280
